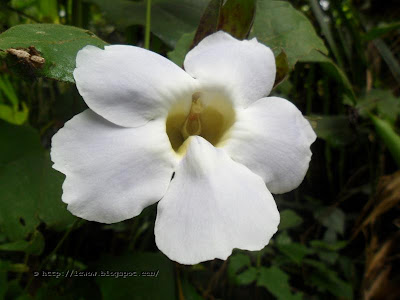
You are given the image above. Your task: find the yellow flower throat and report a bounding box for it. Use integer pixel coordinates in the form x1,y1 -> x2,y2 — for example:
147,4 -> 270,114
166,91 -> 235,155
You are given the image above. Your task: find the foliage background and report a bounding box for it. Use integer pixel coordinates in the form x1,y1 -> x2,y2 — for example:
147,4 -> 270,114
0,0 -> 399,299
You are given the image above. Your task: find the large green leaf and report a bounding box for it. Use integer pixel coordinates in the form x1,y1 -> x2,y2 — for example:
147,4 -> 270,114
0,24 -> 107,83
0,121 -> 41,167
86,0 -> 209,47
251,0 -> 328,69
0,121 -> 75,241
95,252 -> 176,300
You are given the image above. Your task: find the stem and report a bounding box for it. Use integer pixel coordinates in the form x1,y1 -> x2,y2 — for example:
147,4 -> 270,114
144,0 -> 152,49
175,264 -> 185,300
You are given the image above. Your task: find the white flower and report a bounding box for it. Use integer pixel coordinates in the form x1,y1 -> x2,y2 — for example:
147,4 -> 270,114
51,31 -> 316,265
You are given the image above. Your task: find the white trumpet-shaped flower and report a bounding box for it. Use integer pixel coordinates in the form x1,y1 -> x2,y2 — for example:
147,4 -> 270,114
51,31 -> 316,265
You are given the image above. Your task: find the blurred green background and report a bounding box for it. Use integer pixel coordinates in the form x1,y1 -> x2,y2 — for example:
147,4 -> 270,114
0,0 -> 399,299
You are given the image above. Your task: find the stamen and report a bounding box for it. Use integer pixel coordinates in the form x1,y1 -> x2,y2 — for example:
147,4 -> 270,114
181,92 -> 204,139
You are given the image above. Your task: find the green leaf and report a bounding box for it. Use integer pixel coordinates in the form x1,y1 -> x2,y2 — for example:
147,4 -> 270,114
191,0 -> 222,49
0,75 -> 28,125
370,114 -> 400,167
235,267 -> 258,285
0,74 -> 18,106
276,242 -> 312,264
0,121 -> 75,241
317,251 -> 339,265
251,0 -> 328,69
228,253 -> 258,285
364,22 -> 400,41
2,279 -> 29,300
314,207 -> 346,235
310,240 -> 347,252
0,230 -> 44,255
218,0 -> 256,39
273,50 -> 290,88
275,231 -> 292,245
0,24 -> 107,83
373,39 -> 400,85
304,259 -> 353,299
357,89 -> 400,125
310,240 -> 347,264
87,0 -> 209,47
168,0 -> 257,66
257,266 -> 302,300
191,0 -> 256,49
0,122 -> 41,166
0,103 -> 28,125
228,253 -> 251,279
0,261 -> 29,273
168,31 -> 195,66
309,115 -> 354,148
181,275 -> 204,300
278,209 -> 303,231
95,252 -> 175,300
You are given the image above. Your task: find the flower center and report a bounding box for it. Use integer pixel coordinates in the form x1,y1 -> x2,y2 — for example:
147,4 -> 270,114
166,90 -> 236,155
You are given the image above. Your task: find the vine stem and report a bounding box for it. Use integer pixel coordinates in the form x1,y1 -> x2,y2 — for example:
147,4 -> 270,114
144,0 -> 152,49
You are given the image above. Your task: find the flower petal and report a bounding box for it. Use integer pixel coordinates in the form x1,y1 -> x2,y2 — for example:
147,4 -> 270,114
73,45 -> 196,128
51,110 -> 176,223
155,136 -> 279,265
223,97 -> 316,194
184,31 -> 276,107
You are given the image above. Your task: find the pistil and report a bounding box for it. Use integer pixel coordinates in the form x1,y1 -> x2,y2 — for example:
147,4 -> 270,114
181,92 -> 204,139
